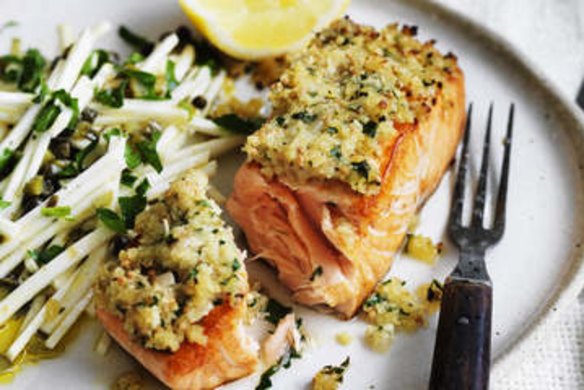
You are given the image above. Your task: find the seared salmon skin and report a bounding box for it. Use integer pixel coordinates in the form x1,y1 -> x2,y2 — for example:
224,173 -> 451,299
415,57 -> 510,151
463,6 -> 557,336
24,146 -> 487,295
227,18 -> 465,317
95,170 -> 259,389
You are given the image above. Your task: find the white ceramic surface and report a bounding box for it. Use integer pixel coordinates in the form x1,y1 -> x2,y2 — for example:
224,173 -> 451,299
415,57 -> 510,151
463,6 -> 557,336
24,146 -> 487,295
1,0 -> 583,389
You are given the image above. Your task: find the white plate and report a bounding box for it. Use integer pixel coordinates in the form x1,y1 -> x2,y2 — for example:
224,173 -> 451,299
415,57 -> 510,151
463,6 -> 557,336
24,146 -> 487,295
2,0 -> 584,389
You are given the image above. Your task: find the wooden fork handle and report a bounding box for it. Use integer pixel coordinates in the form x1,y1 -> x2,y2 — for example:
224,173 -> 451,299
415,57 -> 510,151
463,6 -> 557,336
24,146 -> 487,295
429,278 -> 492,390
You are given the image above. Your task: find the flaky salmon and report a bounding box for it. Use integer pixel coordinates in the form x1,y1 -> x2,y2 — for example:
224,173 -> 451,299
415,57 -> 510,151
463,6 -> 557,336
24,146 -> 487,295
227,18 -> 465,317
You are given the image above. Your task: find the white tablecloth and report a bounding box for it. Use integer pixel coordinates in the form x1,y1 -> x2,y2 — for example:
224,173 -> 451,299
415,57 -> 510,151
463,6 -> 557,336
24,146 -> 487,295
434,1 -> 584,388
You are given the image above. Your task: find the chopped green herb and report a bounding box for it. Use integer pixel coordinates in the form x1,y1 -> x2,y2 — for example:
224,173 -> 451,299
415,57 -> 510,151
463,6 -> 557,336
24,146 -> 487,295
364,293 -> 384,308
119,194 -> 147,229
165,60 -> 179,95
122,68 -> 158,99
75,137 -> 98,171
0,148 -> 15,173
135,178 -> 150,197
32,79 -> 49,103
28,245 -> 64,265
120,170 -> 138,187
309,265 -> 323,281
104,127 -> 122,141
125,52 -> 144,65
95,79 -> 128,108
135,131 -> 163,172
124,144 -> 142,169
32,102 -> 61,133
232,258 -> 241,272
275,116 -> 285,126
265,298 -> 292,325
0,198 -> 10,209
41,206 -> 71,219
362,121 -> 378,137
0,55 -> 21,83
318,356 -> 350,384
96,208 -> 126,233
351,160 -> 370,179
118,26 -> 154,56
80,49 -> 109,78
212,114 -> 265,135
18,49 -> 46,92
255,348 -> 301,390
326,126 -> 339,134
330,145 -> 342,160
291,111 -> 317,123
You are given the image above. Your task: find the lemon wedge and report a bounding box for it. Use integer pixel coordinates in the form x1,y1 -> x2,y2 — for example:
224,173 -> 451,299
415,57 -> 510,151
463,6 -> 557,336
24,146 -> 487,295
179,0 -> 350,59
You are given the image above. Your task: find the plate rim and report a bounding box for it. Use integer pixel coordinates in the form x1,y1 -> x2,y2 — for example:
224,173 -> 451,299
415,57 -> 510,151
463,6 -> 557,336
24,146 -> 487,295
403,0 -> 584,381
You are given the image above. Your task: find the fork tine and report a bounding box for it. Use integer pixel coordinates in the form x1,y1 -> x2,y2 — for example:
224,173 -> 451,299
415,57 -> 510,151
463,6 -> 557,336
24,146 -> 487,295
492,103 -> 514,238
449,104 -> 473,229
471,103 -> 493,227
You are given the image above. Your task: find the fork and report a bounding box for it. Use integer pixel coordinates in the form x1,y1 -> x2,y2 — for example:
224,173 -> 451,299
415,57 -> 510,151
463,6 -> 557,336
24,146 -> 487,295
429,103 -> 514,390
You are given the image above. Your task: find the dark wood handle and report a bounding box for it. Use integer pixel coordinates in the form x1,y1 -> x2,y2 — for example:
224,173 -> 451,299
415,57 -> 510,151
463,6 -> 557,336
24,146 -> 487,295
429,279 -> 492,390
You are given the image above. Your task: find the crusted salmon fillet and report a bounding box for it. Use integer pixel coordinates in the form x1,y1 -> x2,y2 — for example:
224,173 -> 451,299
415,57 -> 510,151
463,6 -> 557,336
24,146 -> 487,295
227,18 -> 465,317
95,171 -> 259,389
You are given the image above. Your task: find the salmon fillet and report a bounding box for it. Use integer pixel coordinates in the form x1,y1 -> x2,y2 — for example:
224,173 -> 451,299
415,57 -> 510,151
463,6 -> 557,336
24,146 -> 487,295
227,19 -> 465,317
95,171 -> 259,389
97,302 -> 258,390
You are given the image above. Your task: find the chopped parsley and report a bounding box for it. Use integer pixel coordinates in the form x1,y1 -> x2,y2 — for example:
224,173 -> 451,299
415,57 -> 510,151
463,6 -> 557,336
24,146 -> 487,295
18,49 -> 46,93
255,348 -> 301,390
232,258 -> 242,272
351,160 -> 370,179
0,148 -> 15,174
95,79 -> 128,108
291,111 -> 317,123
265,298 -> 292,325
212,114 -> 265,135
362,121 -> 378,137
96,208 -> 126,234
120,171 -> 139,188
124,143 -> 142,169
28,245 -> 64,265
135,131 -> 163,172
330,145 -> 342,160
80,49 -> 110,78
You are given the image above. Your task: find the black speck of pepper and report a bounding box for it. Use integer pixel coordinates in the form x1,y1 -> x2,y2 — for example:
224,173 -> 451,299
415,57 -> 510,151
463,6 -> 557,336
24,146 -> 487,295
191,95 -> 207,109
276,116 -> 286,126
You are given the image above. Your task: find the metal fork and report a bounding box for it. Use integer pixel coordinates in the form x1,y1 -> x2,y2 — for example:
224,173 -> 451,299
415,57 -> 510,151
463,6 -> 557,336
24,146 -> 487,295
429,103 -> 514,390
